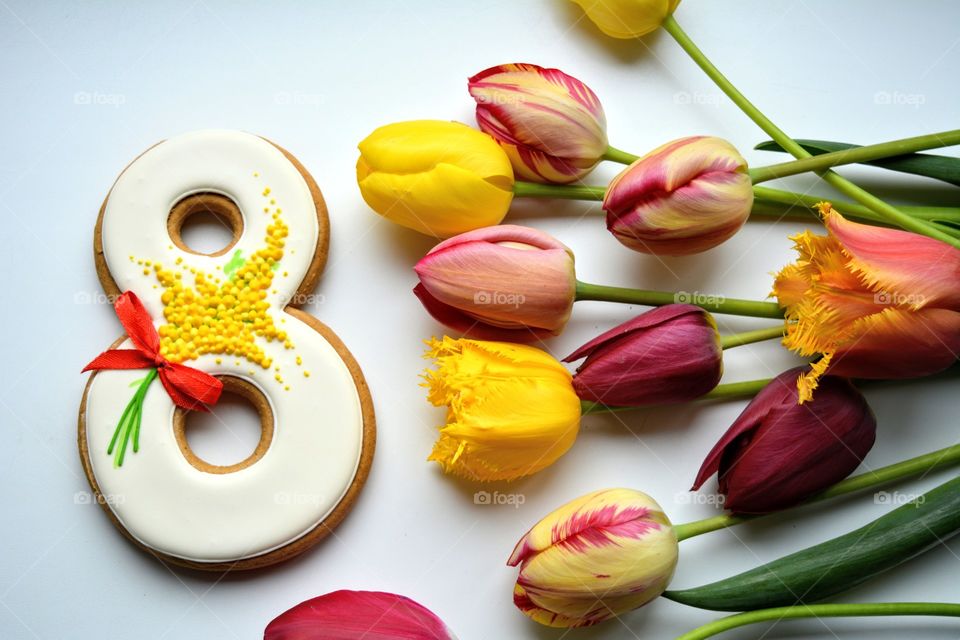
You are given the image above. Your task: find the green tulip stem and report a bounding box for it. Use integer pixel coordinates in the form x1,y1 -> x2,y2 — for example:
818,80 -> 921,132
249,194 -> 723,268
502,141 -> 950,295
513,181 -> 960,235
661,14 -> 960,250
575,280 -> 784,319
603,145 -> 640,164
752,185 -> 960,227
513,181 -> 606,200
672,443 -> 960,542
675,603 -> 960,640
749,129 -> 960,184
580,377 -> 772,415
719,326 -> 784,350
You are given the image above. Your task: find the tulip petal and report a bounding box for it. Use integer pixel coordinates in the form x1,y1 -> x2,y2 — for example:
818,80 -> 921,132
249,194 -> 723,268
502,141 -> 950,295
413,284 -> 556,342
414,225 -> 576,337
507,489 -> 678,627
719,376 -> 875,514
691,368 -> 800,492
564,304 -> 705,362
827,306 -> 960,380
264,590 -> 454,640
823,205 -> 960,311
469,62 -> 607,184
571,0 -> 682,39
604,137 -> 753,255
423,338 -> 581,481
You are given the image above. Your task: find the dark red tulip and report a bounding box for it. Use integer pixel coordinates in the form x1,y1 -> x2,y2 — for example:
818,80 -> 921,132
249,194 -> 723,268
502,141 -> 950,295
563,304 -> 722,406
692,367 -> 876,514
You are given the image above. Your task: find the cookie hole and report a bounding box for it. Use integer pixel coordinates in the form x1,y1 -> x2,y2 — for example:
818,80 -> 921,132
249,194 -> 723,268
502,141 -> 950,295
168,193 -> 243,257
173,376 -> 273,474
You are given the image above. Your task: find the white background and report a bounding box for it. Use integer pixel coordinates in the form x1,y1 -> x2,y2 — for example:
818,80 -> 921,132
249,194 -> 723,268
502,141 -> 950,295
2,1 -> 959,638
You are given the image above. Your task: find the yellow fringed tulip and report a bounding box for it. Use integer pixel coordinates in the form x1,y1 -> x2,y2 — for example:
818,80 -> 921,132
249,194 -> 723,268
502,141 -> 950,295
356,120 -> 515,238
571,0 -> 682,39
422,337 -> 581,482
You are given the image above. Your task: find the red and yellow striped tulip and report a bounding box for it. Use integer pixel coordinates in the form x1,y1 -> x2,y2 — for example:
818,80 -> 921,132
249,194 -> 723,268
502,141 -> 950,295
468,63 -> 608,184
571,0 -> 682,39
603,136 -> 753,256
356,120 -> 514,238
774,203 -> 960,402
423,337 -> 581,482
508,488 -> 678,627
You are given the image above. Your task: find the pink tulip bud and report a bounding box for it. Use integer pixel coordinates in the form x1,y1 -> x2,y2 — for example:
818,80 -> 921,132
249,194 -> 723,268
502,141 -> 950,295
469,63 -> 608,184
692,367 -> 876,514
563,304 -> 722,406
414,225 -> 576,342
264,590 -> 456,640
604,136 -> 753,255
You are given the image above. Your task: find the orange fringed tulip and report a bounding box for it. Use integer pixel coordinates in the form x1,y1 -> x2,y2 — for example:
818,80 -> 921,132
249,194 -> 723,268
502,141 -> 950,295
774,203 -> 960,402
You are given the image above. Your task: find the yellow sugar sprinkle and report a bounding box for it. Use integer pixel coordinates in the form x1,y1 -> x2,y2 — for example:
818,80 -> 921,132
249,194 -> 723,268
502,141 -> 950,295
262,187 -> 271,196
253,172 -> 259,177
295,356 -> 302,366
215,358 -> 222,364
303,371 -> 310,378
284,385 -> 290,391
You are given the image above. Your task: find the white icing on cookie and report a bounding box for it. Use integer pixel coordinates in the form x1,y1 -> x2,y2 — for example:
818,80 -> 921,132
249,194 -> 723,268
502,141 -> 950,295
85,130 -> 364,563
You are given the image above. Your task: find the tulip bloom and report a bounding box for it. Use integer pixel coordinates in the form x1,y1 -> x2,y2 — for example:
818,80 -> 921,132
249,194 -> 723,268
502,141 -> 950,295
423,337 -> 581,482
264,590 -> 455,639
565,304 -> 722,406
571,0 -> 682,38
508,488 -> 678,627
604,136 -> 754,256
414,225 -> 576,341
468,63 -> 607,184
356,120 -> 514,238
774,203 -> 960,402
692,367 -> 876,514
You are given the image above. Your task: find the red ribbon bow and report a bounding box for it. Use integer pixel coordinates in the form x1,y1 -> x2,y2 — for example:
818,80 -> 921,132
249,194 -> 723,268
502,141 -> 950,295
82,291 -> 223,411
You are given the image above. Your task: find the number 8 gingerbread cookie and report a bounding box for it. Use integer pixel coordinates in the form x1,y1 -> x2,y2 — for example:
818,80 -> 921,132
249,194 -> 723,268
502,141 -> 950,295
79,130 -> 375,570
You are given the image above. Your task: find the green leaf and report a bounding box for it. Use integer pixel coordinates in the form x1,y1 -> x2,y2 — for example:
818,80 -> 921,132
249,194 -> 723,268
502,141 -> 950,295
663,474 -> 960,611
755,139 -> 960,187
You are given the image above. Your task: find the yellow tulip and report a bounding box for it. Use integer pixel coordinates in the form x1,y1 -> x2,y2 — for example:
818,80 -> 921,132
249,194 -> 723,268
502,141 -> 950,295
356,120 -> 515,238
422,336 -> 581,482
571,0 -> 682,39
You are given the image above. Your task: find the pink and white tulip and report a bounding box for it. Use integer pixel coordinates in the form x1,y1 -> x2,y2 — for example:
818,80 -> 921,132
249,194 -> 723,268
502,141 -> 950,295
604,136 -> 753,255
692,367 -> 876,514
264,590 -> 456,640
508,488 -> 678,628
565,304 -> 722,406
469,63 -> 608,184
413,225 -> 576,341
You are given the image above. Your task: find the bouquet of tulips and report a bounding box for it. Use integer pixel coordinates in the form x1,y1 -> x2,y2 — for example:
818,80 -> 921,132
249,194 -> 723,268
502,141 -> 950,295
266,1 -> 960,638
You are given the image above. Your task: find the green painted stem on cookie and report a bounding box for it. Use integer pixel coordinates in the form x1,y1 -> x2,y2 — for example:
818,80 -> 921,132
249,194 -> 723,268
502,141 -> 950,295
672,442 -> 960,541
575,280 -> 784,319
107,368 -> 158,468
675,603 -> 960,640
661,14 -> 960,250
749,129 -> 960,184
